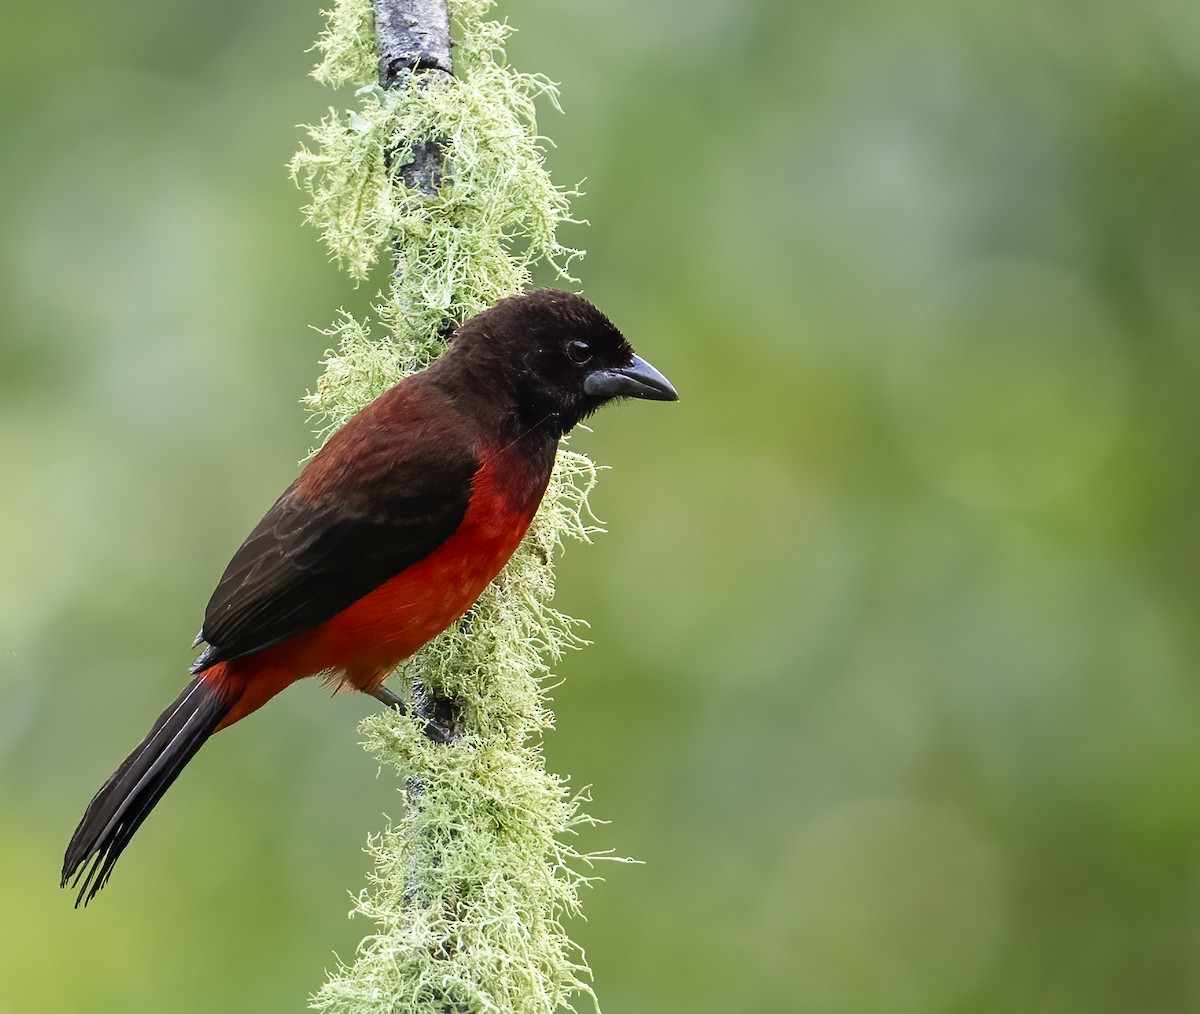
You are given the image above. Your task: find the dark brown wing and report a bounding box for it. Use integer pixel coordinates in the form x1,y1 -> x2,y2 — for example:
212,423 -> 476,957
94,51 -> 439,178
191,393 -> 478,673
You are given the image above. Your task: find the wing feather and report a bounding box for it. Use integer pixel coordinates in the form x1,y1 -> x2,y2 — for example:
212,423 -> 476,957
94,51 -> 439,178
192,391 -> 478,672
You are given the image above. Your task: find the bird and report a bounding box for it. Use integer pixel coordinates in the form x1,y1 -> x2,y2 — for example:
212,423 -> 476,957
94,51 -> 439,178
61,288 -> 676,906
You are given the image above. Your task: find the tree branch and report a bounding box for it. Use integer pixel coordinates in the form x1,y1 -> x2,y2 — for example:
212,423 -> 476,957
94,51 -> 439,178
374,0 -> 452,83
375,0 -> 453,198
374,0 -> 462,743
302,3 -> 606,1008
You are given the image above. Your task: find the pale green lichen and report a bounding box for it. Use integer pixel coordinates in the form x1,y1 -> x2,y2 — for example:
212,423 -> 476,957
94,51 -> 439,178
300,2 -> 615,1012
302,311 -> 433,444
290,2 -> 580,333
311,0 -> 377,88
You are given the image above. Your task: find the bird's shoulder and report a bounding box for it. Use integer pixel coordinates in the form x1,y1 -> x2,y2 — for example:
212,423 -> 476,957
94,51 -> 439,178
297,374 -> 482,506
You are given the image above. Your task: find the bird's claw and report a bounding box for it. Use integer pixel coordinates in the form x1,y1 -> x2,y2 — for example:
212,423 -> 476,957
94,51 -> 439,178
422,718 -> 457,744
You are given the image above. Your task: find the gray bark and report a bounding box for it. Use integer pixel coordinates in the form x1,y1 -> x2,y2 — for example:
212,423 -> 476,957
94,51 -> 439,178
374,0 -> 452,85
374,0 -> 453,196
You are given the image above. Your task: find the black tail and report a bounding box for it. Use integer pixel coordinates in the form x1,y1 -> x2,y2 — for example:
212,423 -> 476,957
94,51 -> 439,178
61,677 -> 232,906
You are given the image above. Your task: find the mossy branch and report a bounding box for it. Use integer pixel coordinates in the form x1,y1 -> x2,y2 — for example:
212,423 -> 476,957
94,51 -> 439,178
298,2 -> 618,1011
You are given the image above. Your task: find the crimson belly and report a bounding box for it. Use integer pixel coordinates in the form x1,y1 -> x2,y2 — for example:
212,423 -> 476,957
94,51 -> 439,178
208,440 -> 552,727
273,441 -> 547,685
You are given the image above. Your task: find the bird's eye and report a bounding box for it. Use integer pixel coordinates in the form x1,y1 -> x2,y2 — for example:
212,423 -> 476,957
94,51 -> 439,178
566,339 -> 593,365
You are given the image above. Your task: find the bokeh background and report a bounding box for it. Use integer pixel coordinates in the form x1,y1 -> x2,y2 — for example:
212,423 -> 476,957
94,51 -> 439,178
4,0 -> 1200,1010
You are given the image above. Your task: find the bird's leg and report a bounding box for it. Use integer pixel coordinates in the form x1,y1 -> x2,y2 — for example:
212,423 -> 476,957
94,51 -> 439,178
369,682 -> 458,744
368,684 -> 408,714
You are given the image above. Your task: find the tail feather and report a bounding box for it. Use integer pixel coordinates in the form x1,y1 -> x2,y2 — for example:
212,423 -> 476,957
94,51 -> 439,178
62,677 -> 232,906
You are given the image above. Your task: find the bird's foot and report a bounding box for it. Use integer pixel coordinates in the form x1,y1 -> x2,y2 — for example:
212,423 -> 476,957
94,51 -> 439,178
369,684 -> 457,743
413,681 -> 461,744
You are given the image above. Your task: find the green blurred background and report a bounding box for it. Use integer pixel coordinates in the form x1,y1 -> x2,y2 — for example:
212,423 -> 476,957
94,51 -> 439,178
4,0 -> 1200,1010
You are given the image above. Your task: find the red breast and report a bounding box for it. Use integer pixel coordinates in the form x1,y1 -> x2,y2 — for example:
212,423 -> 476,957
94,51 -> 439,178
210,439 -> 552,726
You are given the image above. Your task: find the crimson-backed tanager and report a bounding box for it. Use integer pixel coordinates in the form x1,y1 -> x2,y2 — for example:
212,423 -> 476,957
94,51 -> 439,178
61,289 -> 676,906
